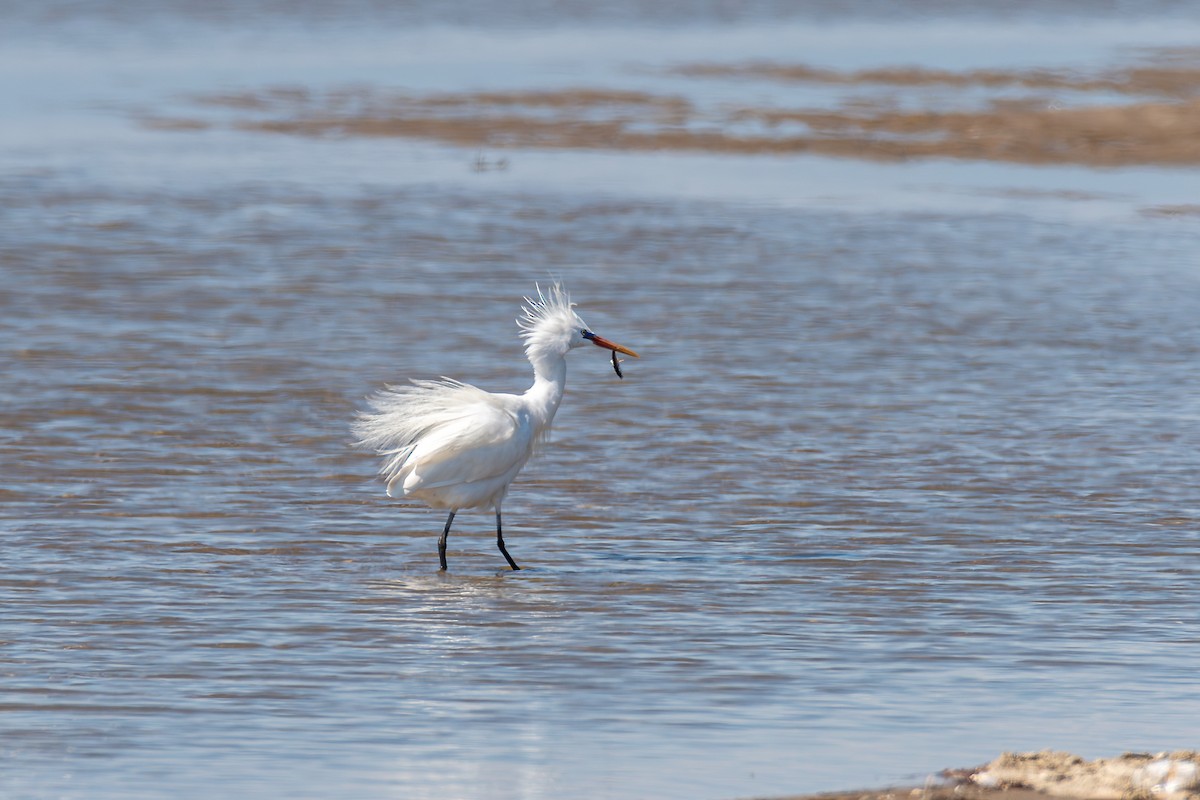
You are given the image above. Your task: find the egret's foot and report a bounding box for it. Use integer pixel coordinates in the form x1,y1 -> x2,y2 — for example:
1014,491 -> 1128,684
498,547 -> 520,571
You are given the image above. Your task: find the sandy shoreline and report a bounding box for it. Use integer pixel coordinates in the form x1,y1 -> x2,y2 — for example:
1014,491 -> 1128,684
757,752 -> 1200,800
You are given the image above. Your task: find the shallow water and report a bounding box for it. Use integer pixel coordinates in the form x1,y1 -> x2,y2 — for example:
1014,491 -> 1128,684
3,4 -> 1200,800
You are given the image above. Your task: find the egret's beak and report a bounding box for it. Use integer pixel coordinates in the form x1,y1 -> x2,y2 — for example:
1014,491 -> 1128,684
584,332 -> 640,358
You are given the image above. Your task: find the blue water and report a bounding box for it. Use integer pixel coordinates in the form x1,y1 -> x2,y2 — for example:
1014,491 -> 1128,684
3,4 -> 1200,799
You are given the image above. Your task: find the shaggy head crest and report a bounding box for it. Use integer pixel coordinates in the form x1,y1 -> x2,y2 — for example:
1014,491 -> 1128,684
517,282 -> 589,361
518,283 -> 575,335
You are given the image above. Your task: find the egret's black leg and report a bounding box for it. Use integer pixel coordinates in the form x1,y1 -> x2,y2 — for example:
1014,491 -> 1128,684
496,510 -> 520,571
438,510 -> 456,571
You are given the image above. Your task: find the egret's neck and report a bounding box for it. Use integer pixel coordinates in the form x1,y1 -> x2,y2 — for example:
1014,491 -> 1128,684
524,347 -> 568,424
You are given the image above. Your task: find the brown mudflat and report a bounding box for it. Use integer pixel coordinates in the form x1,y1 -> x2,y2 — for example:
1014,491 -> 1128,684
162,53 -> 1200,167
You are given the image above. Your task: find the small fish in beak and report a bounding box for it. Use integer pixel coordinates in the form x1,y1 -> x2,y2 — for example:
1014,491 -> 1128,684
582,330 -> 639,379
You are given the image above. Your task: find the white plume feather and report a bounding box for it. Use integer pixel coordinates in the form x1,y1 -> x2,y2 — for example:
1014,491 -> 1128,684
352,378 -> 500,493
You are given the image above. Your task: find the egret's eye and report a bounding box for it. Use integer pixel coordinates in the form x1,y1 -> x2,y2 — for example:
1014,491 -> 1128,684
581,329 -> 594,339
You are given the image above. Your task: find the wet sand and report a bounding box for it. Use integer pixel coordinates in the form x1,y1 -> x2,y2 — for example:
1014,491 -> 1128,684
764,785 -> 1050,800
158,52 -> 1200,167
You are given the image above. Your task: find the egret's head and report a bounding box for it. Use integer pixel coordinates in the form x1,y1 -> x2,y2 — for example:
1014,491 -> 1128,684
518,283 -> 639,362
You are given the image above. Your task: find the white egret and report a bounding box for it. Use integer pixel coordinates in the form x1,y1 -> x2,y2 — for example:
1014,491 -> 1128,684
353,283 -> 639,571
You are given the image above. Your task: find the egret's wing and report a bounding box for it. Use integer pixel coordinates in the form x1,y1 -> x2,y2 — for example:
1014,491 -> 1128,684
353,378 -> 535,498
398,399 -> 531,494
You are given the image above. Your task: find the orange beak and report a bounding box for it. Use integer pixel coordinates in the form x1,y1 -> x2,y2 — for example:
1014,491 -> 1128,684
585,333 -> 639,358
